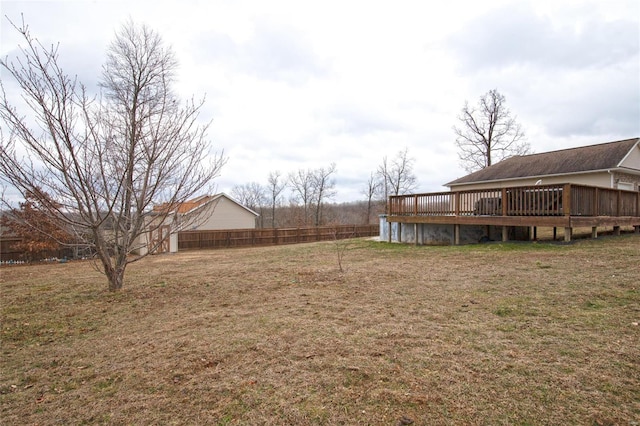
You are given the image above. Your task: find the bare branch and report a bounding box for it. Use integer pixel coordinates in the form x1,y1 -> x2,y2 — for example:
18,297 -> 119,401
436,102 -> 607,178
0,20 -> 226,290
453,89 -> 529,173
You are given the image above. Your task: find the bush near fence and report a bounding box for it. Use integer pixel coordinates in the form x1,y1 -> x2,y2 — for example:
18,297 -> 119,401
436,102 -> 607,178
0,237 -> 76,262
178,224 -> 379,251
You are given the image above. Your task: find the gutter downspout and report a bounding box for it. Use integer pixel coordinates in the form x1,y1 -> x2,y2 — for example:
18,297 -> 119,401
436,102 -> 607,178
607,169 -> 614,188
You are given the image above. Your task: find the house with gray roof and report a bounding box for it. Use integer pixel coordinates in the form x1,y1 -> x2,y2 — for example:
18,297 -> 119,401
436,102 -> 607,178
446,137 -> 640,192
381,137 -> 640,245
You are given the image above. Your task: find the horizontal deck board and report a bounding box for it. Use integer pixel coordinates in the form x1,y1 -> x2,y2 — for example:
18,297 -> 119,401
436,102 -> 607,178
387,215 -> 640,227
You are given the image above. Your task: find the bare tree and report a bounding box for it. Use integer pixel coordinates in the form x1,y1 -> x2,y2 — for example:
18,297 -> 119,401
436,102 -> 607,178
0,20 -> 226,291
362,172 -> 380,224
376,148 -> 417,210
231,182 -> 265,227
453,89 -> 529,173
376,156 -> 390,210
288,168 -> 315,225
330,223 -> 353,273
266,171 -> 287,228
387,148 -> 417,196
310,163 -> 337,226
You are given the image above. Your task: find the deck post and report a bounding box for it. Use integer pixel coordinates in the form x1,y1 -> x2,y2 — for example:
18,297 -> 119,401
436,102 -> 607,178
502,226 -> 508,242
635,225 -> 640,234
564,227 -> 572,242
501,188 -> 508,216
414,223 -> 418,246
454,224 -> 460,245
591,226 -> 598,239
387,222 -> 391,243
398,223 -> 402,243
563,183 -> 572,216
553,227 -> 557,240
613,226 -> 620,236
563,186 -> 572,243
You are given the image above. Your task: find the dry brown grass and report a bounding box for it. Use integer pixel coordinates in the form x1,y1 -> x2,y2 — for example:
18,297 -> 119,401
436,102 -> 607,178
1,235 -> 639,425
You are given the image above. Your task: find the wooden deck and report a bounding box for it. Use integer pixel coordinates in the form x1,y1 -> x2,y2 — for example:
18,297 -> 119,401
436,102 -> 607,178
386,183 -> 640,243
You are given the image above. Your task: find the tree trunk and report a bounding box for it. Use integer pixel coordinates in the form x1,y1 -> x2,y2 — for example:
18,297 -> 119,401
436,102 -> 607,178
106,267 -> 125,291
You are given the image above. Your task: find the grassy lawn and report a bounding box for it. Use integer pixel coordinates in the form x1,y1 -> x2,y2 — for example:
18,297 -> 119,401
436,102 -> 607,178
1,235 -> 639,425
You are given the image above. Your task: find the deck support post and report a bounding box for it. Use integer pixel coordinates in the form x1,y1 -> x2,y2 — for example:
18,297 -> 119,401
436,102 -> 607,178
613,226 -> 620,236
398,223 -> 402,243
635,225 -> 640,234
502,226 -> 508,242
564,227 -> 572,242
454,224 -> 460,245
553,227 -> 557,240
387,222 -> 391,243
591,226 -> 598,239
529,226 -> 536,241
414,223 -> 418,246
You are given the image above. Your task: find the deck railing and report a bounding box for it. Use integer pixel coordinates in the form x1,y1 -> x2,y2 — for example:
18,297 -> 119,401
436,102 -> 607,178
389,184 -> 640,218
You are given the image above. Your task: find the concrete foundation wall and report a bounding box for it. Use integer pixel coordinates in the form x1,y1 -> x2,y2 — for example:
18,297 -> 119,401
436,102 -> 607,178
379,215 -> 530,245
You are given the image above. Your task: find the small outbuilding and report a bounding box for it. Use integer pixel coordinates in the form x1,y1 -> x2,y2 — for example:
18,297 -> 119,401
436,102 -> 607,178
139,193 -> 259,255
172,194 -> 259,231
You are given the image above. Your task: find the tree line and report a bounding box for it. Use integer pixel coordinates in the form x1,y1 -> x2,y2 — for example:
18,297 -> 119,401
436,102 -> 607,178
229,147 -> 419,228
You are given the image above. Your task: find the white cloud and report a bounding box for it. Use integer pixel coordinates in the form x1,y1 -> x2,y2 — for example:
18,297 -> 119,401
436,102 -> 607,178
448,2 -> 638,71
445,0 -> 639,152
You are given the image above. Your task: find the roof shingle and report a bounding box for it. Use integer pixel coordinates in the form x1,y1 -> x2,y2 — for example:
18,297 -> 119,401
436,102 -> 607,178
447,137 -> 639,186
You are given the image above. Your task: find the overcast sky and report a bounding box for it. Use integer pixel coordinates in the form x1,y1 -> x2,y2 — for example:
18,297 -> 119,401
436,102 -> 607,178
1,0 -> 638,202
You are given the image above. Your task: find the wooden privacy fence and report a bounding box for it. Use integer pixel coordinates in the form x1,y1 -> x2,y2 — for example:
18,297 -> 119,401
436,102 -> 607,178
178,224 -> 379,251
